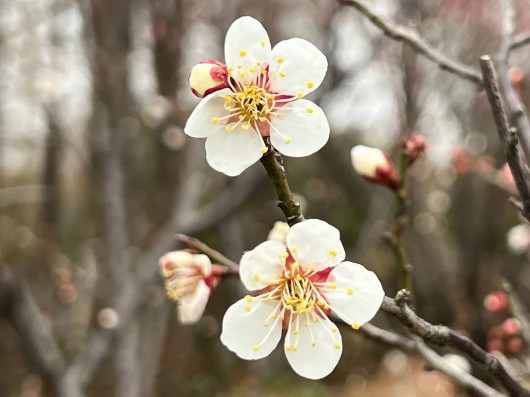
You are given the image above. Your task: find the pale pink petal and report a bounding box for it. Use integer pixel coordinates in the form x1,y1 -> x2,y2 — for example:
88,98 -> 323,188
324,261 -> 384,328
178,281 -> 210,324
270,99 -> 329,157
269,38 -> 327,97
240,240 -> 286,291
286,219 -> 345,272
220,298 -> 282,360
284,313 -> 342,379
184,89 -> 231,138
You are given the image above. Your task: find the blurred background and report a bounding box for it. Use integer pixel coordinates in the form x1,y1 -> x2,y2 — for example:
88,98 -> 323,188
1,0 -> 530,396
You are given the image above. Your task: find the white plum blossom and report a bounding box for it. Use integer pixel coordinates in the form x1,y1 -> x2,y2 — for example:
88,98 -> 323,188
350,145 -> 398,188
220,219 -> 384,379
160,251 -> 214,324
185,16 -> 330,176
506,224 -> 530,255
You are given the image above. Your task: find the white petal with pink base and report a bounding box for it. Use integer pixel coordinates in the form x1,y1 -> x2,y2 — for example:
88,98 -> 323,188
220,219 -> 385,379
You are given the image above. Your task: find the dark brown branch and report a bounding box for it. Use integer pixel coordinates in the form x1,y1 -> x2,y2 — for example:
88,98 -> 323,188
338,0 -> 483,86
480,56 -> 530,222
360,323 -> 503,397
260,148 -> 304,226
382,290 -> 530,397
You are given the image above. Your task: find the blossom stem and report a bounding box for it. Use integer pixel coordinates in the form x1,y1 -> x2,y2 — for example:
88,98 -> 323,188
393,151 -> 413,295
175,233 -> 239,273
259,145 -> 305,226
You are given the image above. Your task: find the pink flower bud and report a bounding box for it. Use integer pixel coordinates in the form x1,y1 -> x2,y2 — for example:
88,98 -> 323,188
350,145 -> 398,189
483,291 -> 509,312
403,134 -> 427,163
159,250 -> 214,324
501,318 -> 521,337
487,337 -> 504,353
188,60 -> 229,98
507,337 -> 525,355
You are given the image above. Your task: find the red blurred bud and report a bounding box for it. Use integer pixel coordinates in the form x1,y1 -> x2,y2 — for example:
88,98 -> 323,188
507,337 -> 525,355
487,337 -> 504,353
403,134 -> 427,164
483,291 -> 509,313
501,318 -> 522,337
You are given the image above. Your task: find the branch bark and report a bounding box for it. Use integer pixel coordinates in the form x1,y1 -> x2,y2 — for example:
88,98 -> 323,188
338,0 -> 483,86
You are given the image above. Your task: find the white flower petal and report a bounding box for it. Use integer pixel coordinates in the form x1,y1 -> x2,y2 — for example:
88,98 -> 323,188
178,281 -> 210,324
286,219 -> 345,271
184,89 -> 231,138
269,38 -> 327,97
221,298 -> 282,360
324,261 -> 384,328
270,100 -> 330,157
285,313 -> 342,380
240,240 -> 286,291
224,17 -> 272,81
205,128 -> 264,176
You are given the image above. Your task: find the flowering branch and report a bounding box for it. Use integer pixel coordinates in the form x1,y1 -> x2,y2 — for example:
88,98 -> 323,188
260,146 -> 305,226
382,290 -> 530,397
338,0 -> 483,86
479,56 -> 530,222
360,323 -> 503,397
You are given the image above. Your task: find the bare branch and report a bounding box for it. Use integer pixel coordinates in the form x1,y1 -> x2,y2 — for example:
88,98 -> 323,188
176,234 -> 239,272
480,56 -> 530,222
360,323 -> 503,397
338,0 -> 483,86
382,290 -> 530,397
510,32 -> 530,52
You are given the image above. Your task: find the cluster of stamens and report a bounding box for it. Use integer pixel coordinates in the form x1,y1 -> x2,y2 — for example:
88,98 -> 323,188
244,247 -> 360,354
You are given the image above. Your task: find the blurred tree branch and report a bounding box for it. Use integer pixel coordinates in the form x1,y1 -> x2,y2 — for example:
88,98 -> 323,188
338,0 -> 483,86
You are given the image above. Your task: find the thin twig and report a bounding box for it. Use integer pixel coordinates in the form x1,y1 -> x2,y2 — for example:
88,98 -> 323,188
360,323 -> 503,397
338,0 -> 483,86
260,146 -> 305,226
382,290 -> 530,397
479,56 -> 530,222
503,280 -> 530,345
510,32 -> 530,52
176,234 -> 240,273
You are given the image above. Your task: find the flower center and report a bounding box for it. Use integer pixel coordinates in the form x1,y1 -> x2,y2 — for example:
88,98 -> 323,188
228,85 -> 275,124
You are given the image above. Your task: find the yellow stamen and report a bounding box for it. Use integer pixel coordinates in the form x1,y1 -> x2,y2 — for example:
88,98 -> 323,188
296,92 -> 303,99
212,117 -> 219,124
306,81 -> 314,89
352,322 -> 360,330
346,287 -> 353,295
252,345 -> 261,351
240,50 -> 247,57
276,57 -> 284,63
260,40 -> 266,47
279,71 -> 286,78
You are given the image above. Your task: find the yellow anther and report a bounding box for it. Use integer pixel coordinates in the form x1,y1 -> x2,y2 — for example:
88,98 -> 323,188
291,346 -> 297,351
237,92 -> 244,99
279,71 -> 286,78
312,342 -> 316,347
352,322 -> 360,330
296,92 -> 303,99
244,304 -> 251,312
237,64 -> 242,69
306,81 -> 314,89
238,115 -> 245,120
281,315 -> 285,320
260,40 -> 266,47
312,317 -> 318,323
328,283 -> 337,290
225,96 -> 232,103
280,252 -> 289,259
309,266 -> 315,272
261,70 -> 268,75
252,345 -> 261,351
317,300 -> 324,306
227,66 -> 234,74
261,147 -> 268,154
276,57 -> 284,63
306,108 -> 314,114
239,71 -> 246,78
263,322 -> 269,327
292,262 -> 299,270
240,50 -> 247,57
272,315 -> 278,320
293,330 -> 299,335
245,295 -> 252,302
249,66 -> 257,73
331,327 -> 337,333
291,246 -> 298,253
225,126 -> 233,132
334,343 -> 341,350
296,274 -> 302,281
212,117 -> 219,124
328,249 -> 337,256
242,124 -> 250,131
253,274 -> 260,281
284,137 -> 292,144
346,287 -> 354,295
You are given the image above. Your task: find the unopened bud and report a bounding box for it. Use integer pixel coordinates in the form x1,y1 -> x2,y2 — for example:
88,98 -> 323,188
483,291 -> 509,312
501,318 -> 521,337
350,145 -> 398,189
189,60 -> 229,98
403,135 -> 427,164
267,221 -> 289,243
